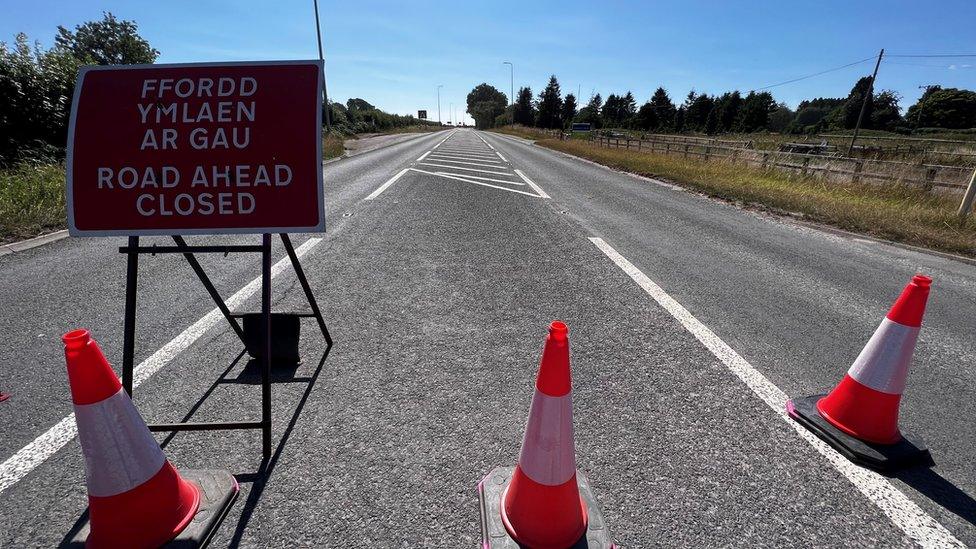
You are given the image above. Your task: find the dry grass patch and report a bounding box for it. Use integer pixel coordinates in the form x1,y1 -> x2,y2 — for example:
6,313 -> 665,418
541,139 -> 976,257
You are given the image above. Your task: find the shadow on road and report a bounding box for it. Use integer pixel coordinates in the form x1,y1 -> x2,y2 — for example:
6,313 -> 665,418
897,467 -> 976,528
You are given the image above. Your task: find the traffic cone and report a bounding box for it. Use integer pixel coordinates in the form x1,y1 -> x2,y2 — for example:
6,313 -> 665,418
63,329 -> 239,548
787,275 -> 934,472
478,321 -> 614,549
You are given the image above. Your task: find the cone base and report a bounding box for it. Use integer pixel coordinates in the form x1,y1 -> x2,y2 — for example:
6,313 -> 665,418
67,469 -> 239,548
478,467 -> 615,549
787,395 -> 933,474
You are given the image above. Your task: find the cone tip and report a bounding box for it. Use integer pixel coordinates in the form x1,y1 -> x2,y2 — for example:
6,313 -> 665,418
549,321 -> 568,340
63,329 -> 91,349
912,274 -> 932,288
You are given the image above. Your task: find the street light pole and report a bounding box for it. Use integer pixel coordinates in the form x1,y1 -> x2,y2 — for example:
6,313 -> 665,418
437,84 -> 443,126
449,102 -> 453,125
312,0 -> 331,131
503,61 -> 514,106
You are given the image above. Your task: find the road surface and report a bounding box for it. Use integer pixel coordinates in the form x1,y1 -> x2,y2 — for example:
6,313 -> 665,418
1,129 -> 974,547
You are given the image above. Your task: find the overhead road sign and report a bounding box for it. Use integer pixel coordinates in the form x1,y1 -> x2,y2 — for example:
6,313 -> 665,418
67,60 -> 325,236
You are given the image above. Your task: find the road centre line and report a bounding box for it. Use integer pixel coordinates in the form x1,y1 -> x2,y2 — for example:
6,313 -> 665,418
514,169 -> 550,199
417,162 -> 514,176
587,237 -> 963,549
421,157 -> 507,169
409,168 -> 544,198
0,237 -> 323,496
365,168 -> 410,200
416,151 -> 431,162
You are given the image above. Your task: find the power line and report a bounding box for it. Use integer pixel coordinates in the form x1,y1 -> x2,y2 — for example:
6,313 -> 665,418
754,56 -> 876,91
887,54 -> 976,58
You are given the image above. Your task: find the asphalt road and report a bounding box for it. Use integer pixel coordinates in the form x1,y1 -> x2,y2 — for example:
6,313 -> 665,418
1,128 -> 974,547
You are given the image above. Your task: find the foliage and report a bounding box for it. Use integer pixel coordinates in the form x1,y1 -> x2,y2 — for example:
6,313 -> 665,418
561,93 -> 578,129
55,13 -> 158,65
513,86 -> 534,125
767,103 -> 794,133
466,83 -> 507,129
601,92 -> 636,127
576,93 -> 603,128
535,75 -> 563,129
735,91 -> 775,133
326,99 -> 436,135
905,87 -> 976,130
0,163 -> 65,241
838,76 -> 874,129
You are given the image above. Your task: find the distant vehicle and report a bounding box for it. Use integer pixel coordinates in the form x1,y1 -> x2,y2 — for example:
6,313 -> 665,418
571,122 -> 591,132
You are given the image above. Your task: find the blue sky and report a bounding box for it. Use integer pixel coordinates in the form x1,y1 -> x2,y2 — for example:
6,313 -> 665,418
3,1 -> 975,121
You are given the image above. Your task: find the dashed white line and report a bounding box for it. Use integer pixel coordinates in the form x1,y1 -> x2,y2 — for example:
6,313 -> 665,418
588,237 -> 963,549
495,151 -> 507,162
515,169 -> 550,199
366,168 -> 410,200
0,237 -> 323,496
416,151 -> 431,162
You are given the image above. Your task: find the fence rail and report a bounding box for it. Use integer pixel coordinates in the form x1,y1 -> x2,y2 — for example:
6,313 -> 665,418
592,135 -> 974,193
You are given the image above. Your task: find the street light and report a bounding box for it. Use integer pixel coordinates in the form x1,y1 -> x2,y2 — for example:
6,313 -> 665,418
437,84 -> 443,126
503,61 -> 514,108
449,102 -> 453,125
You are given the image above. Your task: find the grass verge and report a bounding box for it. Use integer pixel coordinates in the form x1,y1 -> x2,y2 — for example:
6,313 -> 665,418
535,138 -> 976,257
323,133 -> 345,161
0,163 -> 66,243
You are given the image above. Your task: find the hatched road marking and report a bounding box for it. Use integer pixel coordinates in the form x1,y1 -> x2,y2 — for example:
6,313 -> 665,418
588,236 -> 963,549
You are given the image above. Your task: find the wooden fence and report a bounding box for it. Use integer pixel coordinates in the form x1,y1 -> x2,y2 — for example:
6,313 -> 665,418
593,135 -> 974,194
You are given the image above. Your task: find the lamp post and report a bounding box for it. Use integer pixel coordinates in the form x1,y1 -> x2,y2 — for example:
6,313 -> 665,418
437,84 -> 443,126
503,61 -> 514,107
449,102 -> 453,125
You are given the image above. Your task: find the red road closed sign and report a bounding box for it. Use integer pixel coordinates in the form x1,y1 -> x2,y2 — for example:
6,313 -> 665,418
67,60 -> 325,236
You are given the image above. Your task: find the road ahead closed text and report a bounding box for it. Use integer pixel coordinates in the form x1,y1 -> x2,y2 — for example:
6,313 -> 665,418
67,61 -> 324,235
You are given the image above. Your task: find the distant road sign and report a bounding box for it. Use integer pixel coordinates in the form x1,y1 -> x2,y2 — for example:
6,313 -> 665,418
67,60 -> 325,236
571,122 -> 591,132
418,110 -> 427,119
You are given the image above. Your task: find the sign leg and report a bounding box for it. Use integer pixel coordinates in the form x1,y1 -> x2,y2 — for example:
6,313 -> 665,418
261,234 -> 272,459
280,233 -> 333,347
122,236 -> 139,395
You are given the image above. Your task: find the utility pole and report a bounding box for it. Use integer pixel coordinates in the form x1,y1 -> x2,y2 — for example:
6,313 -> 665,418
437,84 -> 443,125
449,102 -> 453,125
847,48 -> 884,156
312,0 -> 332,131
503,61 -> 514,107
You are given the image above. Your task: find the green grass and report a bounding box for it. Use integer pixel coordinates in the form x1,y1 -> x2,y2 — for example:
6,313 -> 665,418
537,138 -> 976,257
491,125 -> 555,141
0,163 -> 66,243
323,133 -> 345,160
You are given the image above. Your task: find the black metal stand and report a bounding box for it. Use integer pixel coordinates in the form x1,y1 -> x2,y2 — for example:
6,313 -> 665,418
118,233 -> 332,459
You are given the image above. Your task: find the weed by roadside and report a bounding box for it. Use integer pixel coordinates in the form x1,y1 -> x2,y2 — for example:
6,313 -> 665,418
0,163 -> 66,243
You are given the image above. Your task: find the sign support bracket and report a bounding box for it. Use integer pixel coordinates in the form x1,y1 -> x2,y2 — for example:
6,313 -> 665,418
117,234 -> 332,460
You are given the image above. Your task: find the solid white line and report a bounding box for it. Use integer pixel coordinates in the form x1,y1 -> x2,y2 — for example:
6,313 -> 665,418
418,162 -> 513,176
431,129 -> 458,150
437,147 -> 495,155
587,237 -> 963,549
434,172 -> 524,185
416,151 -> 431,162
515,169 -> 550,199
366,168 -> 410,200
475,132 -> 496,150
495,151 -> 508,162
421,157 -> 505,168
410,169 -> 542,198
427,152 -> 502,163
0,237 -> 323,495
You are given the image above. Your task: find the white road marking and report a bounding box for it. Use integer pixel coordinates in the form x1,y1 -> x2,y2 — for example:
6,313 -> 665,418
410,168 -> 543,198
515,169 -> 550,199
475,132 -> 496,150
437,147 -> 495,155
428,152 -> 502,163
418,162 -> 513,176
422,157 -> 505,168
366,168 -> 410,200
434,172 -> 524,185
588,237 -> 963,549
431,130 -> 458,150
495,151 -> 507,162
0,237 -> 323,496
416,151 -> 431,162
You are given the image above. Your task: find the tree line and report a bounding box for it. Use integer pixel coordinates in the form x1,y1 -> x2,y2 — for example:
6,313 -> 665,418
466,74 -> 976,134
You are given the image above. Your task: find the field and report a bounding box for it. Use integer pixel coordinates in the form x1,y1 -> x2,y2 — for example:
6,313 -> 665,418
492,127 -> 976,257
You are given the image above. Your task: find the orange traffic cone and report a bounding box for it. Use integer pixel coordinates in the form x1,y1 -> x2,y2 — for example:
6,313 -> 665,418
478,321 -> 614,549
787,275 -> 934,471
63,329 -> 238,548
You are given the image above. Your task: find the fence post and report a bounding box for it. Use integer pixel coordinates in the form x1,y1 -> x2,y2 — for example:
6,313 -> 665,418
684,144 -> 690,158
802,157 -> 810,176
852,160 -> 863,184
637,139 -> 642,151
958,167 -> 976,227
761,152 -> 769,170
924,167 -> 937,192
705,146 -> 711,159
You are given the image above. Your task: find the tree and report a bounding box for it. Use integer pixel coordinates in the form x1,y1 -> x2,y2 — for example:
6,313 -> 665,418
766,103 -> 794,133
346,98 -> 376,112
621,91 -> 637,123
466,83 -> 508,129
513,86 -> 534,126
561,93 -> 578,128
905,87 -> 976,129
536,75 -> 563,129
648,87 -> 676,131
870,90 -> 903,132
601,94 -> 621,126
713,91 -> 742,133
735,91 -> 775,132
634,102 -> 658,131
838,76 -> 874,129
684,91 -> 714,132
577,93 -> 603,128
55,12 -> 158,65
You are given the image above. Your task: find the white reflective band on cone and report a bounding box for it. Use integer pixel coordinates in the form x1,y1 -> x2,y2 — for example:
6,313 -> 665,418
73,388 -> 166,497
847,318 -> 920,395
518,390 -> 576,486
